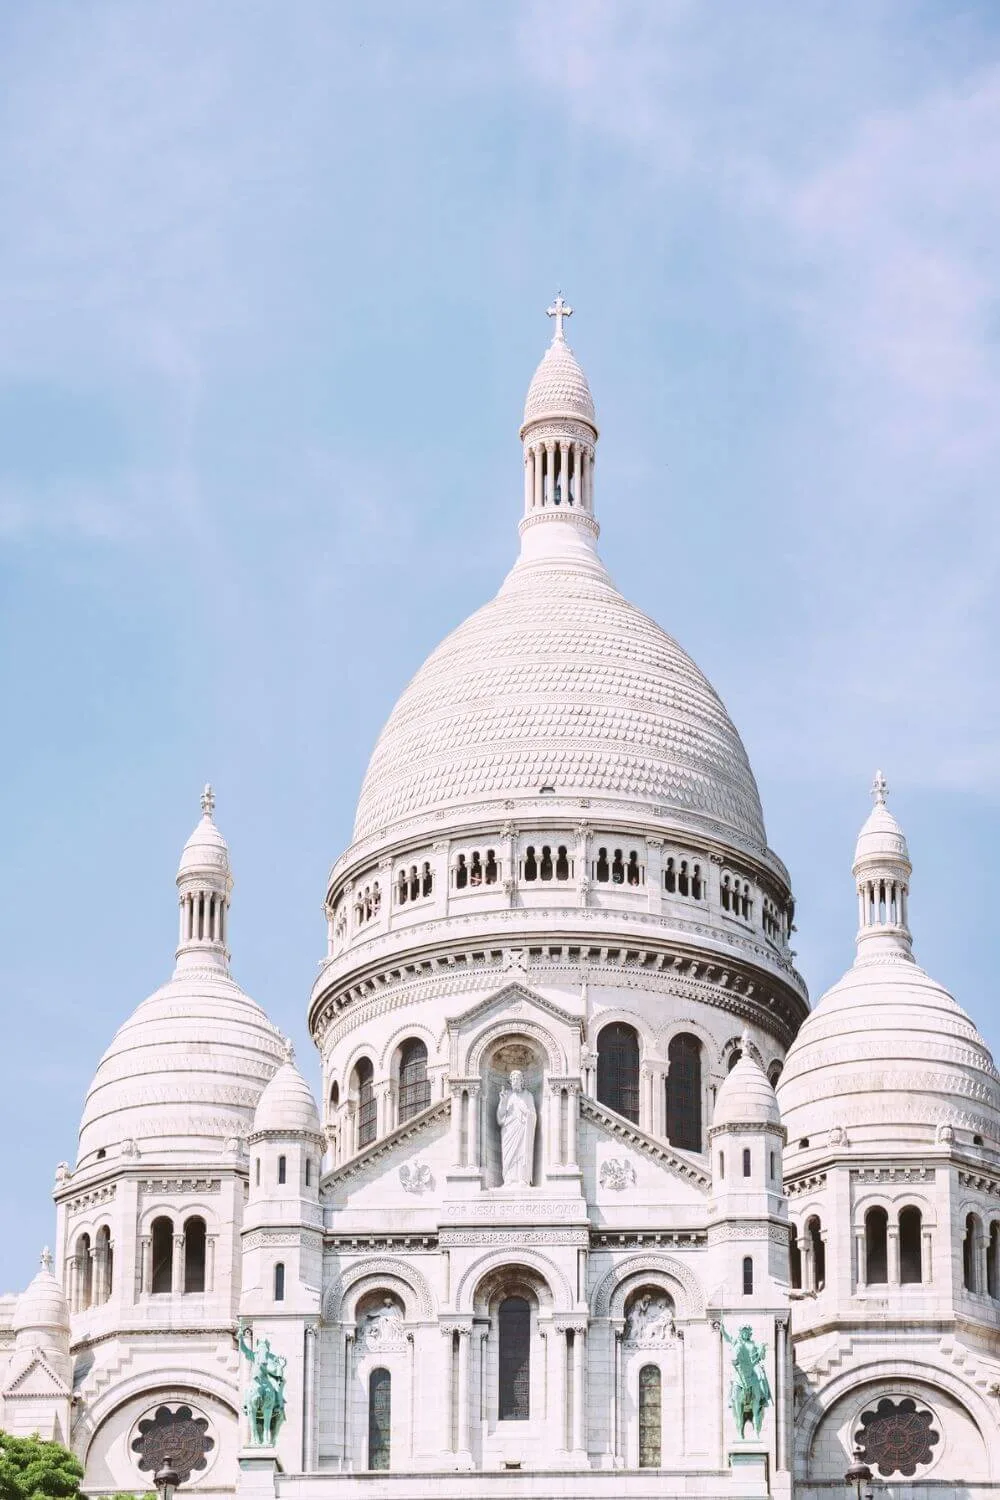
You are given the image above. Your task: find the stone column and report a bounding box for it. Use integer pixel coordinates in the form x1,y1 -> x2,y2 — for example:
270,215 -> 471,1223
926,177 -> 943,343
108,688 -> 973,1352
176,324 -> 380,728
533,445 -> 543,509
139,1236 -> 151,1296
923,1226 -> 934,1284
303,1325 -> 318,1471
854,1227 -> 866,1289
440,1328 -> 455,1454
524,452 -> 533,511
450,1085 -> 463,1166
172,1233 -> 185,1295
547,1084 -> 562,1169
456,1325 -> 472,1458
566,1082 -> 580,1168
343,1331 -> 355,1469
468,1084 -> 481,1171
66,1256 -> 78,1314
645,837 -> 663,915
888,1226 -> 900,1286
207,1235 -> 217,1294
977,1234 -> 989,1297
549,1324 -> 567,1451
544,440 -> 555,505
570,1325 -> 586,1454
640,1068 -> 653,1134
775,1317 -> 788,1471
612,1326 -> 624,1465
802,1238 -> 814,1293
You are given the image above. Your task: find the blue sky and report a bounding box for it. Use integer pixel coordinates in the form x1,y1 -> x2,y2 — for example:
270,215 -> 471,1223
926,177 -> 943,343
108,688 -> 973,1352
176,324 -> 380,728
2,1 -> 999,1291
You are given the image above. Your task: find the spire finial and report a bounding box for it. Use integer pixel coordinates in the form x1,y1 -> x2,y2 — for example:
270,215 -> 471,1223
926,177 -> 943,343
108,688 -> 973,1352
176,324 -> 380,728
281,1034 -> 295,1064
40,1246 -> 53,1273
871,769 -> 888,807
546,291 -> 573,341
201,783 -> 215,818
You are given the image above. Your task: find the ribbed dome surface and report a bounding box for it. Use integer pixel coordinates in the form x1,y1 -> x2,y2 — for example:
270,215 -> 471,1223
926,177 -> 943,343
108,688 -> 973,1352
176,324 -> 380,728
522,336 -> 596,428
354,559 -> 766,847
178,810 -> 230,877
777,956 -> 1000,1146
252,1061 -> 322,1136
14,1253 -> 70,1340
77,969 -> 285,1166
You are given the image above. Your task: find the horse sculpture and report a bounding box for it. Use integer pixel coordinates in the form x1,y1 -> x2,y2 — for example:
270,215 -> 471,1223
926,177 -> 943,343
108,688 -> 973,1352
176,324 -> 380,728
722,1322 -> 772,1439
237,1320 -> 287,1447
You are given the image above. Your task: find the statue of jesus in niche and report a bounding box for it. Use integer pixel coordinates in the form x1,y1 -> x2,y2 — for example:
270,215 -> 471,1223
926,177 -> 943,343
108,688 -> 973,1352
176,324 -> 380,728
496,1069 -> 536,1186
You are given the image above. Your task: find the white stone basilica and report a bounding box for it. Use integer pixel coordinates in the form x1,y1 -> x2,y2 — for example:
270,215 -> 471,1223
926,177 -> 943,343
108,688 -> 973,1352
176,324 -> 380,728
3,302 -> 1000,1498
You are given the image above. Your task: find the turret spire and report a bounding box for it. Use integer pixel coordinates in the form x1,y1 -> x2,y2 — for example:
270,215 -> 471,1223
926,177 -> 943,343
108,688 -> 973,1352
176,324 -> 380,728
852,771 -> 913,963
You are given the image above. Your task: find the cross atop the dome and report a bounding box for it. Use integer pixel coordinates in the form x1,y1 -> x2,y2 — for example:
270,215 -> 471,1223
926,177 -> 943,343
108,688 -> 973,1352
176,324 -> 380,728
40,1246 -> 53,1272
201,783 -> 215,818
547,292 -> 573,340
871,769 -> 888,807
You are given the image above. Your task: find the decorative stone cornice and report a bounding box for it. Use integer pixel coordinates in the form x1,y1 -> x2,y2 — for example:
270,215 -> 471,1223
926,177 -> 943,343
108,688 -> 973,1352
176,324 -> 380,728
320,1099 -> 449,1194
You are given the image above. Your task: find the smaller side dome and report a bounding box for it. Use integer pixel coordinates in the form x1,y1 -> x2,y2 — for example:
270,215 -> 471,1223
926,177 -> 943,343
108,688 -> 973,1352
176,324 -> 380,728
251,1053 -> 322,1137
712,1036 -> 782,1130
14,1249 -> 70,1348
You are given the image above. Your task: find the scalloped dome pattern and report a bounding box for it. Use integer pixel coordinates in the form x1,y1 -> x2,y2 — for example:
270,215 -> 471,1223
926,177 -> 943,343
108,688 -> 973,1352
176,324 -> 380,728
353,562 -> 766,846
522,337 -> 596,428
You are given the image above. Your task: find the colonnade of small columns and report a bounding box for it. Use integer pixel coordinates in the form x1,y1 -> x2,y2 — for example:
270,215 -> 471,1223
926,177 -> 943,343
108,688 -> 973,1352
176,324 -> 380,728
65,1236 -> 113,1313
856,873 -> 908,932
137,1226 -> 217,1295
178,887 -> 227,946
523,438 -> 594,514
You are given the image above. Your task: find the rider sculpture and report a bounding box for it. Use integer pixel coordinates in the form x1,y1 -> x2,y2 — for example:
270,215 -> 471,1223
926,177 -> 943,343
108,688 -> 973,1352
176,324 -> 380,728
721,1322 -> 771,1439
238,1320 -> 287,1447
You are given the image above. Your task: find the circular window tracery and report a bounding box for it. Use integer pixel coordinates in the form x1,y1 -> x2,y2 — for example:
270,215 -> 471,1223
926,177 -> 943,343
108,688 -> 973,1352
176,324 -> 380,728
130,1404 -> 215,1483
854,1396 -> 940,1478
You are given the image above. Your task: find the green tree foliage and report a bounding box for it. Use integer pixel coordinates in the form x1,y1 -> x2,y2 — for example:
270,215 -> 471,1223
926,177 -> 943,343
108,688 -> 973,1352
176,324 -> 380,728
0,1434 -> 84,1500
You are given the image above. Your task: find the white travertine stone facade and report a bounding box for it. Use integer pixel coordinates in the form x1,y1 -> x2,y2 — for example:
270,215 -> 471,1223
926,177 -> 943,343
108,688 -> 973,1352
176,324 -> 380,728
6,309 -> 1000,1500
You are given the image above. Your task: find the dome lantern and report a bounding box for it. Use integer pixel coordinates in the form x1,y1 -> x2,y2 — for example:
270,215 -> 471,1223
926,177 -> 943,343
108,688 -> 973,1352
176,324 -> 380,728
175,784 -> 233,973
518,295 -> 600,557
853,770 -> 913,963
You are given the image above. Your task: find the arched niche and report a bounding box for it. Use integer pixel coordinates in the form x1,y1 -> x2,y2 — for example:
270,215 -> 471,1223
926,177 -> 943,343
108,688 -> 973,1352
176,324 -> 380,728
479,1034 -> 545,1190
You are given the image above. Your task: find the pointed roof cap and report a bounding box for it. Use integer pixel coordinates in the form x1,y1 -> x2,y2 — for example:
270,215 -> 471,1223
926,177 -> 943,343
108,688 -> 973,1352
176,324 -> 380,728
712,1031 -> 782,1129
13,1249 -> 70,1338
853,770 -> 911,871
521,295 -> 597,431
177,784 -> 231,882
251,1047 -> 323,1137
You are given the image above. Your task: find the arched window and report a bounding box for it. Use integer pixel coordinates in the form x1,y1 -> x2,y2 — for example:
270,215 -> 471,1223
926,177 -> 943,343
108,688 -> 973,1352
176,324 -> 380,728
330,1080 -> 340,1110
455,854 -> 468,890
484,851 -> 498,884
638,1364 -> 661,1468
523,846 -> 538,881
353,1058 -> 376,1149
596,1022 -> 640,1124
95,1224 -> 112,1303
274,1262 -> 285,1301
421,862 -> 433,897
368,1368 -> 391,1470
75,1233 -> 92,1309
664,858 -> 676,893
408,865 -> 419,901
727,1045 -> 742,1072
539,845 -> 553,880
666,1033 -> 702,1151
305,1159 -> 312,1187
767,1060 -> 784,1087
899,1206 -> 923,1284
742,1256 -> 753,1295
626,851 -> 641,886
806,1215 -> 826,1290
988,1222 -> 1000,1299
255,1158 -> 261,1187
184,1216 -> 206,1294
611,849 -> 625,884
151,1216 -> 173,1294
470,851 -> 483,886
865,1206 -> 889,1285
963,1213 -> 981,1292
397,869 -> 408,905
398,1038 -> 430,1122
498,1296 -> 531,1420
596,848 -> 610,882
556,845 -> 570,881
277,1155 -> 287,1185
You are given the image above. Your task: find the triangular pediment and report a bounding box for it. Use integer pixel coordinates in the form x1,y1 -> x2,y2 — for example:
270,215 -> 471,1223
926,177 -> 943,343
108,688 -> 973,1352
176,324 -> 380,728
2,1350 -> 72,1399
581,1095 -> 713,1201
448,980 -> 583,1037
320,1097 -> 450,1205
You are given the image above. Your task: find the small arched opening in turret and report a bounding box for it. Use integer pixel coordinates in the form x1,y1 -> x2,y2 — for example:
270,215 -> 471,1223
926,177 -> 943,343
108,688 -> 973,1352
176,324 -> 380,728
75,1232 -> 92,1309
595,847 -> 610,882
789,1234 -> 802,1289
666,1032 -> 702,1151
865,1206 -> 889,1285
274,1261 -> 285,1302
963,1212 -> 982,1292
596,1021 -> 640,1124
899,1205 -> 923,1284
95,1223 -> 112,1303
742,1256 -> 753,1295
987,1221 -> 1000,1298
184,1216 -> 206,1294
150,1216 -> 173,1294
806,1215 -> 826,1290
396,1038 -> 430,1124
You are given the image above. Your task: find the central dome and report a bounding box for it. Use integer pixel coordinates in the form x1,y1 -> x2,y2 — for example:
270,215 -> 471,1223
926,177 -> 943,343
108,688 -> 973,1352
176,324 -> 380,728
353,557 -> 766,848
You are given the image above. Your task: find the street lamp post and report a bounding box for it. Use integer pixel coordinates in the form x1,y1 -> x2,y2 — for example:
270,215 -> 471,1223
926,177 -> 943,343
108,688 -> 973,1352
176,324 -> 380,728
845,1444 -> 873,1500
154,1455 -> 181,1500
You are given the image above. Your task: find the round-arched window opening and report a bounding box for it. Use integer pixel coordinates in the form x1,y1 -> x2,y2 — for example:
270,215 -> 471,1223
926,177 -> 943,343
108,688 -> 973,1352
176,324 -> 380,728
798,1138 -> 810,1150
854,1396 -> 940,1478
973,1134 -> 984,1146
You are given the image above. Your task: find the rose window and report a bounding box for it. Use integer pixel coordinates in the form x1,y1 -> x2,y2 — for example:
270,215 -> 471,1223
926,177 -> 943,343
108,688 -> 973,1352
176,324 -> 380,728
854,1396 -> 939,1478
131,1404 -> 214,1483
